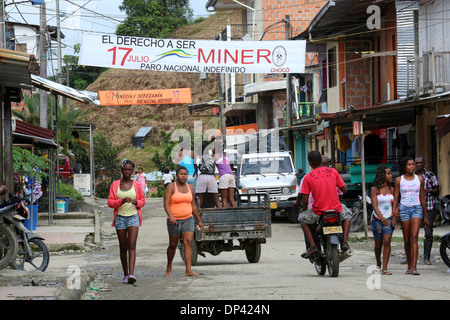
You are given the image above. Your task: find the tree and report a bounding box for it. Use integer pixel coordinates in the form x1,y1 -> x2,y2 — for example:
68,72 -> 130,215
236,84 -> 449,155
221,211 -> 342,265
151,130 -> 177,172
62,44 -> 106,91
116,0 -> 193,38
12,93 -> 40,126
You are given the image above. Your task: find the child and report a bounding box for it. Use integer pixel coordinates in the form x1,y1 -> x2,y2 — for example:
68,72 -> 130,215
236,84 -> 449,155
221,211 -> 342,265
162,169 -> 173,189
370,165 -> 394,275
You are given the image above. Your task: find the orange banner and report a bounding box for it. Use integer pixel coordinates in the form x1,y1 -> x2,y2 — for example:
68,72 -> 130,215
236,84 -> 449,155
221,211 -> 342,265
99,88 -> 192,105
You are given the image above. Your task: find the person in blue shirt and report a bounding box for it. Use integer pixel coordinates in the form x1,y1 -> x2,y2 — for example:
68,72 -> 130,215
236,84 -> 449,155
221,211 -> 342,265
178,149 -> 197,189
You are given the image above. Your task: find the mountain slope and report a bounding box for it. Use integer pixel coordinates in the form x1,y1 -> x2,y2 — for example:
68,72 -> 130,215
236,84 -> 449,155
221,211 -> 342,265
77,11 -> 242,170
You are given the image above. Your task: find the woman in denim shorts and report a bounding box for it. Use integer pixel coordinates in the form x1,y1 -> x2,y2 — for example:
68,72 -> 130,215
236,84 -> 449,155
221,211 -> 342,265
108,159 -> 146,284
164,166 -> 204,277
370,166 -> 394,275
393,156 -> 428,275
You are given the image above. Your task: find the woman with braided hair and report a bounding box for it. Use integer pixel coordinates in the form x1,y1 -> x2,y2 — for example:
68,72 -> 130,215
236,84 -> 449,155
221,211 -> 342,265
370,165 -> 394,275
108,159 -> 146,284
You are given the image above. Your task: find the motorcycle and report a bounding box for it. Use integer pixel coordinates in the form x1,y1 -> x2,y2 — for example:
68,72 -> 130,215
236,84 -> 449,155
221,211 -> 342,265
0,189 -> 49,271
439,195 -> 450,268
307,210 -> 353,277
349,193 -> 373,232
0,199 -> 19,269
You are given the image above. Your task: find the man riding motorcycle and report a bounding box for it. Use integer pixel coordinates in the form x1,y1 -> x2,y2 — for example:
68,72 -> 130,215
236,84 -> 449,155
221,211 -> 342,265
295,151 -> 350,258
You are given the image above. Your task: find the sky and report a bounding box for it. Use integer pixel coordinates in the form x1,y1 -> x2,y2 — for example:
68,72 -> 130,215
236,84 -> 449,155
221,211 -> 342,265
4,0 -> 212,77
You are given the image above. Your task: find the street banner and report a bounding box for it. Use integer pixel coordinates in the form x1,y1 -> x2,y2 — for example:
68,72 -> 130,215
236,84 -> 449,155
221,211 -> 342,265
98,88 -> 192,105
353,121 -> 363,135
79,33 -> 306,74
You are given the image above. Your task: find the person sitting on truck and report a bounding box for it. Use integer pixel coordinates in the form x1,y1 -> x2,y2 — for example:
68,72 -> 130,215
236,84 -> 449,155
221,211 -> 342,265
297,151 -> 348,259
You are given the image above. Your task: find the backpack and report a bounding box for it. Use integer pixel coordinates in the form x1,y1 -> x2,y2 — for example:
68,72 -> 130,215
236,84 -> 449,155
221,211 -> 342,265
199,154 -> 215,174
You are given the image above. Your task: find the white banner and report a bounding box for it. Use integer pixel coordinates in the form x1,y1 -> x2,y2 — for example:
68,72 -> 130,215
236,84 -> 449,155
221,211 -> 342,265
79,33 -> 306,74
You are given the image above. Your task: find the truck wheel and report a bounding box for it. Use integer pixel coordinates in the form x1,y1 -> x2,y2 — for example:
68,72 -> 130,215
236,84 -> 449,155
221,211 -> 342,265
179,236 -> 199,266
245,241 -> 261,263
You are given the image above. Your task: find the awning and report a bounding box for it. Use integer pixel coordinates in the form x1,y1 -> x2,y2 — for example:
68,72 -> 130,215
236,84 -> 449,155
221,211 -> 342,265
13,132 -> 58,148
31,74 -> 99,105
0,49 -> 31,89
187,99 -> 220,115
319,91 -> 450,131
294,0 -> 393,40
244,80 -> 286,96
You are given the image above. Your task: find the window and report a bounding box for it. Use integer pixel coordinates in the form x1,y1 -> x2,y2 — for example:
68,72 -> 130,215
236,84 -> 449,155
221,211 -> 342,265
328,47 -> 337,88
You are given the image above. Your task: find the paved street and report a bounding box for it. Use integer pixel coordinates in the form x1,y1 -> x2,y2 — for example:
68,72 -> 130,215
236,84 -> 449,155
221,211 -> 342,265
84,198 -> 450,301
1,197 -> 449,305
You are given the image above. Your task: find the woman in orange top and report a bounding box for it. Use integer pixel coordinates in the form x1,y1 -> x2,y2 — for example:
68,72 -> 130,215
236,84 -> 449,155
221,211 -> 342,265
164,166 -> 204,277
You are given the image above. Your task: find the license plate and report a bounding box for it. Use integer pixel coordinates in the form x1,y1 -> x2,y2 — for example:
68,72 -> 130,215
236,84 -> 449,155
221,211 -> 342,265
323,226 -> 343,235
270,202 -> 277,209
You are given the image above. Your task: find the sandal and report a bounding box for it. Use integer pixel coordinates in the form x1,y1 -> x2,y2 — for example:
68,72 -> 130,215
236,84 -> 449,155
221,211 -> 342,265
412,270 -> 420,275
405,269 -> 413,274
122,276 -> 129,284
128,275 -> 137,284
382,270 -> 392,275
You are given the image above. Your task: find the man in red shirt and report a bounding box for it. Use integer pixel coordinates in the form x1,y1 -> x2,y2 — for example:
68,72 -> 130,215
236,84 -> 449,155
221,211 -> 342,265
298,151 -> 348,258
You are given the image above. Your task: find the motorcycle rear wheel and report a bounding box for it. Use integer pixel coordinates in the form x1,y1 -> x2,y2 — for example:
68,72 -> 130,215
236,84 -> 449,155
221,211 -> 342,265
0,224 -> 18,270
12,238 -> 49,272
440,240 -> 450,268
327,242 -> 340,277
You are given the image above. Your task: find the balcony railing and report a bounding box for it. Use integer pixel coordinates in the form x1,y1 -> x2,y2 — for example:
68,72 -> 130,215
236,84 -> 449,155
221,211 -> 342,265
216,24 -> 254,41
407,49 -> 450,96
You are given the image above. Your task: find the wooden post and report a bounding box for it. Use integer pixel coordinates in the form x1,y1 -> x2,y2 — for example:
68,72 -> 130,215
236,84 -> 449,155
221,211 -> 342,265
360,121 -> 368,239
3,95 -> 13,192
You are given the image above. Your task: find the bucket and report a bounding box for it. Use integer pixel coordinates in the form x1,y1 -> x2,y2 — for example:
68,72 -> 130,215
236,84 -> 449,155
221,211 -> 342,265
56,197 -> 69,213
24,205 -> 39,231
56,200 -> 65,213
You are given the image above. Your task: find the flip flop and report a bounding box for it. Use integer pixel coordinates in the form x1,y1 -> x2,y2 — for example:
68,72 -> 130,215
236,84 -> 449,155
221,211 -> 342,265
122,276 -> 129,284
405,269 -> 413,274
412,270 -> 420,275
382,270 -> 392,275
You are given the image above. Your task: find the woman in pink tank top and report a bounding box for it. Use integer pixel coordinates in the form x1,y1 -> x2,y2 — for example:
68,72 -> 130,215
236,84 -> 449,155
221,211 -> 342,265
164,166 -> 204,277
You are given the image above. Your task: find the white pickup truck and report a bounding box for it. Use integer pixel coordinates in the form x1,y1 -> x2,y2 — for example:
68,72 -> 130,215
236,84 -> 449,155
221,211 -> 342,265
237,152 -> 299,223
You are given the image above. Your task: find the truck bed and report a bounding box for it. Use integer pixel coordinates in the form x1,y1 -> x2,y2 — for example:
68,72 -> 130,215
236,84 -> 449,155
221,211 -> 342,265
196,204 -> 271,241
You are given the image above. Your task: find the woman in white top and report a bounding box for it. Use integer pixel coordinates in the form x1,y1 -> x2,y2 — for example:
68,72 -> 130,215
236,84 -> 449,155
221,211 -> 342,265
370,165 -> 395,275
393,156 -> 428,275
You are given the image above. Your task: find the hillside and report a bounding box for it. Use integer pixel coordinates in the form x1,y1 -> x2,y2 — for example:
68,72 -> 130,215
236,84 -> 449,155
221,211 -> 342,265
76,11 -> 242,171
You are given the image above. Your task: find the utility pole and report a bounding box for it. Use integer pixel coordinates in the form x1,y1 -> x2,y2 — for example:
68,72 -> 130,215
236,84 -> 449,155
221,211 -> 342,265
56,0 -> 63,108
285,15 -> 294,153
0,0 -> 5,49
39,2 -> 48,128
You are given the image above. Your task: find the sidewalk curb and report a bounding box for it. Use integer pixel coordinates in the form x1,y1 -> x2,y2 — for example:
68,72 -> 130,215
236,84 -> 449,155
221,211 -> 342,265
57,271 -> 97,300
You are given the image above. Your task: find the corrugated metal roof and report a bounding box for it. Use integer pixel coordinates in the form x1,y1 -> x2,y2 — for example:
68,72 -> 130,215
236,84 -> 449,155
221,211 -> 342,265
14,118 -> 55,140
31,74 -> 99,105
135,127 -> 153,138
